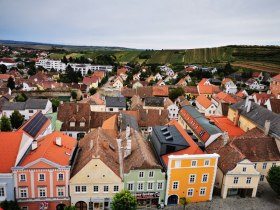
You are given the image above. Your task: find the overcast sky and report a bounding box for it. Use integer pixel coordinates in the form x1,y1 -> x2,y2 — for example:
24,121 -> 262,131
0,0 -> 279,49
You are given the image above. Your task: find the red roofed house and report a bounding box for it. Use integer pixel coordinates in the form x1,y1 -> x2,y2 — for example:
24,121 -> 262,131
12,131 -> 77,210
152,86 -> 169,97
82,75 -> 99,89
270,74 -> 280,97
252,93 -> 275,106
117,68 -> 128,76
0,132 -> 33,202
197,78 -> 216,97
212,92 -> 238,107
0,74 -> 11,82
196,95 -> 217,116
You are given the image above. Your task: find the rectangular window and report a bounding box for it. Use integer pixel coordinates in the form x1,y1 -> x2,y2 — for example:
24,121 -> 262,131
38,187 -> 46,197
81,186 -> 87,192
75,186 -> 80,192
20,174 -> 26,182
57,187 -> 65,197
29,110 -> 34,113
191,160 -> 197,167
246,177 -> 252,184
93,186 -> 99,192
109,108 -> 113,111
104,186 -> 109,192
0,187 -> 5,197
137,183 -> 144,191
139,171 -> 144,178
204,160 -> 210,166
260,175 -> 265,182
202,174 -> 208,183
243,167 -> 246,172
172,181 -> 179,190
199,187 -> 206,196
58,173 -> 64,181
127,183 -> 134,191
19,188 -> 28,198
175,160 -> 181,168
113,186 -> 119,192
38,173 -> 45,181
254,163 -> 257,169
272,163 -> 276,167
233,177 -> 239,184
70,122 -> 75,127
157,182 -> 163,190
263,163 -> 267,169
147,182 -> 154,190
80,122 -> 85,127
22,207 -> 28,210
189,174 -> 196,183
148,171 -> 154,178
187,188 -> 194,197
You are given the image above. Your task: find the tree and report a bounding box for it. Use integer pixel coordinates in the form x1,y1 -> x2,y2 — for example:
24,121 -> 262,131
0,115 -> 12,131
51,98 -> 60,112
169,87 -> 185,101
15,93 -> 28,102
267,165 -> 280,196
179,197 -> 191,210
7,76 -> 15,90
89,87 -> 97,95
64,206 -> 76,210
112,190 -> 137,210
10,110 -> 24,129
0,200 -> 20,210
71,90 -> 77,100
0,64 -> 7,73
27,65 -> 37,76
62,55 -> 68,64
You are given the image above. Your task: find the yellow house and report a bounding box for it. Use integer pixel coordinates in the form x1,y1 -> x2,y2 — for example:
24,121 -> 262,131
70,128 -> 123,210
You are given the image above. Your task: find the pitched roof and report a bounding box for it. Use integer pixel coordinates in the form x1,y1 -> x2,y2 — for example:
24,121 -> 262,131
90,112 -> 117,128
183,86 -> 198,94
221,78 -> 232,85
272,74 -> 280,81
213,92 -> 238,104
252,72 -> 262,77
57,103 -> 91,132
105,96 -> 126,107
92,71 -> 105,79
0,132 -> 23,172
121,87 -> 153,98
0,74 -> 11,80
196,95 -> 212,109
71,128 -> 120,177
253,93 -> 275,105
25,98 -> 49,109
102,115 -> 118,138
83,76 -> 99,85
117,68 -> 128,75
144,97 -> 164,107
80,93 -> 105,105
268,99 -> 280,114
19,131 -> 77,167
130,95 -> 143,111
138,109 -> 169,127
232,128 -> 280,162
152,86 -> 169,96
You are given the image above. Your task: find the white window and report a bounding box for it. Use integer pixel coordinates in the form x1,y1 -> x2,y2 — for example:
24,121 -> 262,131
187,188 -> 194,197
243,167 -> 246,172
38,173 -> 45,181
19,188 -> 28,198
58,173 -> 64,181
172,181 -> 179,190
38,187 -> 47,197
189,174 -> 196,183
57,187 -> 65,197
204,160 -> 210,166
80,122 -> 85,127
75,186 -> 81,192
262,163 -> 267,169
260,175 -> 265,181
114,186 -> 119,192
104,186 -> 109,192
93,186 -> 99,192
81,186 -> 87,192
191,160 -> 197,167
127,183 -> 134,191
199,187 -> 206,196
202,174 -> 208,183
147,182 -> 154,190
233,177 -> 239,184
175,160 -> 181,168
137,183 -> 144,191
0,187 -> 5,197
246,177 -> 252,184
148,171 -> 154,178
157,182 -> 163,190
70,122 -> 75,127
20,174 -> 26,182
139,171 -> 144,178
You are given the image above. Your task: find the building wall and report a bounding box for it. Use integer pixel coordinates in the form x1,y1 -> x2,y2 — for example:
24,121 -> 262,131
205,105 -> 217,116
0,173 -> 14,201
165,154 -> 219,204
227,108 -> 257,132
270,80 -> 280,96
70,159 -> 123,208
167,104 -> 179,120
253,161 -> 280,183
90,105 -> 106,112
105,107 -> 126,112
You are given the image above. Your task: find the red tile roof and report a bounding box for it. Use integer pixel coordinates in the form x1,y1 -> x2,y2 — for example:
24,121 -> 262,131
183,86 -> 198,95
83,76 -> 99,85
0,58 -> 15,63
152,86 -> 169,96
0,74 -> 11,80
253,93 -> 275,105
196,95 -> 212,109
252,72 -> 261,78
272,74 -> 280,81
213,92 -> 238,104
117,68 -> 128,75
221,78 -> 232,85
20,131 -> 77,167
0,132 -> 23,173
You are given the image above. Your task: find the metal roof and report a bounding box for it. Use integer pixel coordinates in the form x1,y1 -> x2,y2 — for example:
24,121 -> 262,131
105,96 -> 126,108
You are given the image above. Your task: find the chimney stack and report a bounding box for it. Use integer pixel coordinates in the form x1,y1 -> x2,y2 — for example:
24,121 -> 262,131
32,141 -> 38,150
223,131 -> 229,146
246,100 -> 251,113
56,137 -> 62,146
234,109 -> 240,126
124,137 -> 132,158
90,140 -> 94,150
126,125 -> 130,139
117,139 -> 124,180
264,120 -> 271,136
76,105 -> 79,113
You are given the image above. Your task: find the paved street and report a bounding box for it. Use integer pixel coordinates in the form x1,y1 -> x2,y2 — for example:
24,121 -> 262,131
140,183 -> 280,210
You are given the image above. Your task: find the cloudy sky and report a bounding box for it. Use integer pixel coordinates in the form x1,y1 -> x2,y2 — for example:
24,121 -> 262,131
0,0 -> 279,49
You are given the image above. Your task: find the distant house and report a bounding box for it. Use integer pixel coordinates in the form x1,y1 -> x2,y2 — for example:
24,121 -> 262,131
143,97 -> 165,110
110,76 -> 123,90
80,93 -> 105,112
133,73 -> 141,81
264,98 -> 280,114
154,73 -> 163,81
245,78 -> 265,90
117,67 -> 128,76
252,93 -> 275,106
152,86 -> 169,97
196,95 -> 217,116
132,80 -> 148,89
1,99 -> 52,120
222,78 -> 237,94
119,73 -> 128,81
270,74 -> 280,97
82,75 -> 99,89
252,72 -> 264,81
105,96 -> 126,112
176,78 -> 187,86
156,79 -> 165,86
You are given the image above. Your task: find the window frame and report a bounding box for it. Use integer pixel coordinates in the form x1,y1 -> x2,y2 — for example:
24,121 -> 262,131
38,187 -> 47,198
93,185 -> 99,193
189,174 -> 196,184
57,186 -> 65,197
172,181 -> 179,190
19,174 -> 26,182
233,177 -> 239,184
139,171 -> 144,178
202,174 -> 208,183
38,173 -> 45,182
104,185 -> 109,193
19,187 -> 28,198
199,187 -> 206,196
57,173 -> 64,181
187,188 -> 194,197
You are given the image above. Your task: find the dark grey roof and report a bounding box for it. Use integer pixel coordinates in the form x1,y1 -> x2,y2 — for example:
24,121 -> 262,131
2,102 -> 26,110
25,99 -> 49,109
144,97 -> 164,107
105,96 -> 126,108
231,100 -> 280,138
182,106 -> 222,135
120,113 -> 139,131
153,125 -> 189,147
209,78 -> 221,84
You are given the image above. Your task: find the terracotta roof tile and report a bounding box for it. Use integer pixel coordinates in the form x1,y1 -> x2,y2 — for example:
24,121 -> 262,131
196,95 -> 212,108
152,86 -> 169,96
90,112 -> 117,128
213,92 -> 238,104
102,115 -> 118,138
221,78 -> 232,85
268,99 -> 280,114
83,76 -> 99,85
117,68 -> 128,75
272,74 -> 280,81
253,93 -> 275,105
183,86 -> 198,95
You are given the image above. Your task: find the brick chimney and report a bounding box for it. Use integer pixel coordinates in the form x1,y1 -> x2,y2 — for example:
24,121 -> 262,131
31,141 -> 38,150
264,120 -> 271,136
234,109 -> 240,126
55,137 -> 62,146
117,139 -> 124,180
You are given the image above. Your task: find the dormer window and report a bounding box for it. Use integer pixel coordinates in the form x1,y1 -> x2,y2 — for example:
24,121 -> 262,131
80,122 -> 85,127
70,122 -> 75,127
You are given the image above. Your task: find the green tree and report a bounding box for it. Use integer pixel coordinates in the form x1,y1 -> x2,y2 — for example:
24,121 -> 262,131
62,55 -> 68,64
179,197 -> 191,210
112,190 -> 137,210
71,90 -> 77,100
0,200 -> 20,210
0,64 -> 7,73
27,65 -> 37,76
267,165 -> 280,195
0,115 -> 12,131
89,87 -> 97,95
169,87 -> 185,101
64,206 -> 76,210
51,98 -> 60,112
15,93 -> 28,102
7,76 -> 15,90
10,110 -> 24,129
